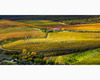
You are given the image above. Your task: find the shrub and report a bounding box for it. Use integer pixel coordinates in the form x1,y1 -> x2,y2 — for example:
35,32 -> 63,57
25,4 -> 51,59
38,53 -> 44,59
43,57 -> 47,61
31,52 -> 37,55
34,58 -> 46,65
67,57 -> 77,63
58,56 -> 63,60
46,59 -> 55,65
22,49 -> 27,56
55,56 -> 65,65
26,58 -> 32,61
11,54 -> 19,59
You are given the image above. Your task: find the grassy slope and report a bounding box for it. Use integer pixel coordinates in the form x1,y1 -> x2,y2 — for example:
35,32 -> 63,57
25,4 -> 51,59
2,31 -> 100,52
75,54 -> 100,65
47,48 -> 100,65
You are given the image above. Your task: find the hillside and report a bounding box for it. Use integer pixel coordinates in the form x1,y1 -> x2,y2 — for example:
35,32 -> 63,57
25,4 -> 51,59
75,53 -> 100,65
16,20 -> 61,26
64,23 -> 100,31
0,19 -> 43,30
2,31 -> 100,52
0,16 -> 100,65
47,48 -> 100,65
0,20 -> 47,45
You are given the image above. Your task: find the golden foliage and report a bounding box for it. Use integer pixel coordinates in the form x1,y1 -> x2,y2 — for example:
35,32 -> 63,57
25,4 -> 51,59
64,23 -> 100,31
22,49 -> 27,55
58,56 -> 63,60
2,31 -> 100,52
55,56 -> 65,65
31,52 -> 37,55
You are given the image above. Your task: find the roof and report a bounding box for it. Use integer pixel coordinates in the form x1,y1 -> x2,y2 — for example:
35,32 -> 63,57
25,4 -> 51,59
48,28 -> 62,32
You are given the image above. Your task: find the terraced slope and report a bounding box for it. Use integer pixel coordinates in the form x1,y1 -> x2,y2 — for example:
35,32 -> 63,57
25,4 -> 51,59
2,31 -> 100,52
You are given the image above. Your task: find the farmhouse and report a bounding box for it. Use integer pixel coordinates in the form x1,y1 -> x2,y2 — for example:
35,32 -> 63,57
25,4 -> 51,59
47,28 -> 62,32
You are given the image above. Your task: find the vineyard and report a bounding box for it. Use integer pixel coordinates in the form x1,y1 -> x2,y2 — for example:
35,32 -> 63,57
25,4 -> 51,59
0,29 -> 46,44
75,53 -> 100,65
46,48 -> 100,65
2,31 -> 100,52
48,31 -> 100,40
16,20 -> 61,26
0,17 -> 100,65
0,20 -> 30,29
0,19 -> 45,30
64,23 -> 100,31
0,20 -> 47,45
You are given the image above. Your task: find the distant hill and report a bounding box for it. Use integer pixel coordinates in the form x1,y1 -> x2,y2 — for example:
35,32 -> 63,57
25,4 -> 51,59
0,15 -> 100,21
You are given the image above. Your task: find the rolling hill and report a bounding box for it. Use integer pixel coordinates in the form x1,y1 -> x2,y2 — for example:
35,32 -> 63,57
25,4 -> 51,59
2,31 -> 100,52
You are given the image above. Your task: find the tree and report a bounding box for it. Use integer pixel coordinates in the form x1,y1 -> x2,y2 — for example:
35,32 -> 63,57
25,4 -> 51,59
20,49 -> 28,60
